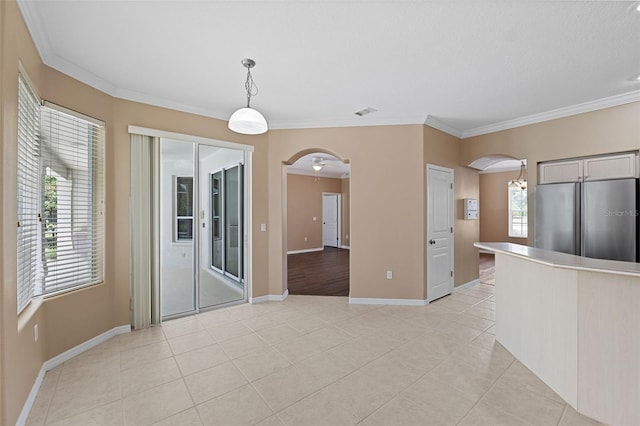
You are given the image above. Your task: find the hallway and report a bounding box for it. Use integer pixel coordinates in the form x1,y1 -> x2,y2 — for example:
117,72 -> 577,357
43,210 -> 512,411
287,247 -> 349,296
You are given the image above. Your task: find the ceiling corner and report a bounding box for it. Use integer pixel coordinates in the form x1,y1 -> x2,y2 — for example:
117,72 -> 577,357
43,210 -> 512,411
424,115 -> 464,139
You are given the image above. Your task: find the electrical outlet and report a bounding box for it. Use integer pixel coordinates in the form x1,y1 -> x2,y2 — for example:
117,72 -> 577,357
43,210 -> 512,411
304,236 -> 307,241
386,271 -> 393,280
260,224 -> 266,232
346,234 -> 349,239
313,217 -> 317,221
34,324 -> 39,342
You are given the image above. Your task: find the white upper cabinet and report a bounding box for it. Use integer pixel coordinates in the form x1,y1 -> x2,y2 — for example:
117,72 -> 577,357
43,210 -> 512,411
539,159 -> 583,184
583,152 -> 637,181
539,152 -> 638,184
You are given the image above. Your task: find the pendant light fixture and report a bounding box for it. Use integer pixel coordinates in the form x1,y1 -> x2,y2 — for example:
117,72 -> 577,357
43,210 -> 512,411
228,58 -> 268,135
509,161 -> 528,190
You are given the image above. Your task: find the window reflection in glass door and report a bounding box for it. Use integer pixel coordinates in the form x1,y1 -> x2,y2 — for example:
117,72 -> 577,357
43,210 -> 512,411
199,145 -> 245,309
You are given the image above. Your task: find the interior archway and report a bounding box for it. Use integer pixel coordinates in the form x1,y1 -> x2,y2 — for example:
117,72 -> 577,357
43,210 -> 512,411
470,154 -> 529,288
468,154 -> 522,171
282,149 -> 351,297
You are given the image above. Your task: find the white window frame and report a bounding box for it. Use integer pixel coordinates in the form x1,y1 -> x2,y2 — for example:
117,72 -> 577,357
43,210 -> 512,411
209,163 -> 243,282
17,73 -> 42,313
508,186 -> 528,238
173,175 -> 193,242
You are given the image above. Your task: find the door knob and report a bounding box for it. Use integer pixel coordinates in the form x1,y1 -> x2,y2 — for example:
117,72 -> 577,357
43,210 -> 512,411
429,239 -> 436,245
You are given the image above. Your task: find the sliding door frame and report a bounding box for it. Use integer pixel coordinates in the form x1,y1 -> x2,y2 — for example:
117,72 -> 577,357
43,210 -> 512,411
128,126 -> 254,323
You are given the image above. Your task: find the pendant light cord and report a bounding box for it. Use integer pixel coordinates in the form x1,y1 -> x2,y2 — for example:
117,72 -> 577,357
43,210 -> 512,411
245,68 -> 259,108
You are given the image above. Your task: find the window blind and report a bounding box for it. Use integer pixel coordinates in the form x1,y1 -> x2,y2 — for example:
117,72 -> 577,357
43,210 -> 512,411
17,74 -> 41,313
38,104 -> 105,294
16,73 -> 105,312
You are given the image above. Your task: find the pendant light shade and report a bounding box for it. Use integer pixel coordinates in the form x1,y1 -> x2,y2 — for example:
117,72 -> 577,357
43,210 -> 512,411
228,107 -> 268,135
228,58 -> 268,135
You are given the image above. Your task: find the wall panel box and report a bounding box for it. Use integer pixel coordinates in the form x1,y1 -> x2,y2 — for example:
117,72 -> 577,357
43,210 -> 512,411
464,198 -> 479,220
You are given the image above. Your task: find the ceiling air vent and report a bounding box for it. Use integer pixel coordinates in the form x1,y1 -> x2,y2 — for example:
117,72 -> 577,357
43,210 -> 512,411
354,107 -> 378,117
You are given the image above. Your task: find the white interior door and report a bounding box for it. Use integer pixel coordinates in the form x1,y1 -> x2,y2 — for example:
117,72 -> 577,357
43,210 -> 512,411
323,194 -> 340,247
427,164 -> 454,302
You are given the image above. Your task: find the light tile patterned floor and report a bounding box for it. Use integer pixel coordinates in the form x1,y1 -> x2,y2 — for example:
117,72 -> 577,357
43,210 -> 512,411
27,284 -> 603,426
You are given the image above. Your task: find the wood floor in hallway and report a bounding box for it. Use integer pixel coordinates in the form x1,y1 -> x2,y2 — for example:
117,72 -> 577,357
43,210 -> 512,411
287,247 -> 349,296
479,252 -> 495,285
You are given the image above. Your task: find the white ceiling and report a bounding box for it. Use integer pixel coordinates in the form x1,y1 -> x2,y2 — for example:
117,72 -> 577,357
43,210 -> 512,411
288,153 -> 350,179
17,1 -> 640,138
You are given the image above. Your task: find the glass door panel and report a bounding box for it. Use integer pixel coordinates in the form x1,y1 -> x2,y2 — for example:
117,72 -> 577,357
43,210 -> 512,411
160,139 -> 195,318
211,171 -> 223,271
224,166 -> 242,279
198,146 -> 245,309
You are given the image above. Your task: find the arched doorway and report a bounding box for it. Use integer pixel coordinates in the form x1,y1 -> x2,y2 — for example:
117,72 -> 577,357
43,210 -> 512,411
282,149 -> 351,296
469,154 -> 528,286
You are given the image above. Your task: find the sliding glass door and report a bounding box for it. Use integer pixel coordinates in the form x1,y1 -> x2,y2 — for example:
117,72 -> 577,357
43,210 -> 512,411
159,140 -> 246,319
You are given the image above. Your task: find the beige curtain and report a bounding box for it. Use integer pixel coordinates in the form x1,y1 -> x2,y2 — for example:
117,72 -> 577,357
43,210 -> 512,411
129,134 -> 160,329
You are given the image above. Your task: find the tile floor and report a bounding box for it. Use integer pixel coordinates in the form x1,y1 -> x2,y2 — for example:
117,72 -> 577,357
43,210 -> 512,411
27,283 -> 602,426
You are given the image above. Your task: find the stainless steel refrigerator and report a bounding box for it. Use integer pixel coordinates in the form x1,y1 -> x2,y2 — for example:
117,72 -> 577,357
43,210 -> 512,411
534,178 -> 638,262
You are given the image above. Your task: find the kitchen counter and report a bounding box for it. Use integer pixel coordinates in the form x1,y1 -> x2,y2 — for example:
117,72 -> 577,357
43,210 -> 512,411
474,242 -> 640,426
475,242 -> 640,277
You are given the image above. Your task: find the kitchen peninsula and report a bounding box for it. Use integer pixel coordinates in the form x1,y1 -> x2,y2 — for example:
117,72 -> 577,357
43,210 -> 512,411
474,242 -> 640,426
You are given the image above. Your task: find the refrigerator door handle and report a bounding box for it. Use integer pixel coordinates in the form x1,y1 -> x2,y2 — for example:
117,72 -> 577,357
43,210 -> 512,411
578,182 -> 583,257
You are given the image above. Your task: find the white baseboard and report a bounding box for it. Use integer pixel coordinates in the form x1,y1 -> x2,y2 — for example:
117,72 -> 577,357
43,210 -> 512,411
453,279 -> 480,292
287,247 -> 323,255
250,289 -> 289,304
340,245 -> 350,250
349,297 -> 427,306
17,325 -> 131,426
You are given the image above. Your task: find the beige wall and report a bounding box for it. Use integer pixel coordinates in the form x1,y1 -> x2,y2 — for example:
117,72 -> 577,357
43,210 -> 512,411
0,0 -> 5,422
341,178 -> 351,246
460,102 -> 640,245
2,2 -> 54,422
424,126 -> 480,287
479,171 -> 528,244
286,174 -> 342,252
269,126 -> 428,300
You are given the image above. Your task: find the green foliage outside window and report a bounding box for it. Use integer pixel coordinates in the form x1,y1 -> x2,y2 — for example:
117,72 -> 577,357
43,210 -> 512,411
43,174 -> 57,259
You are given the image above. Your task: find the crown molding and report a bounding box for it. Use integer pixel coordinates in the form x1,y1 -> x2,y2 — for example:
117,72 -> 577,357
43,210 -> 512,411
462,91 -> 640,139
17,0 -> 53,64
424,115 -> 464,138
269,115 -> 427,130
114,87 -> 231,122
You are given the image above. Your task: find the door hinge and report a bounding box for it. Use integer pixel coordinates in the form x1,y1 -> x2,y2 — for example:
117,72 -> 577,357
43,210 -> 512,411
450,227 -> 453,233
450,183 -> 453,189
450,271 -> 453,277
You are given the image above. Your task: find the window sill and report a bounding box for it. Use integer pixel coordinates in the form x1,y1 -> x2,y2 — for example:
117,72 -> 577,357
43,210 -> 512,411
17,297 -> 44,331
39,281 -> 104,301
